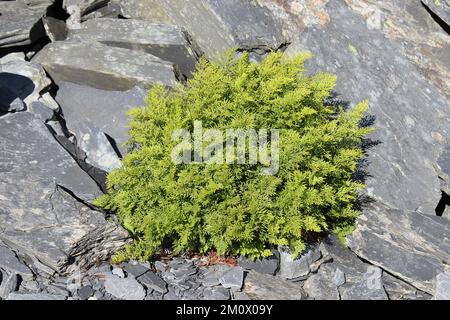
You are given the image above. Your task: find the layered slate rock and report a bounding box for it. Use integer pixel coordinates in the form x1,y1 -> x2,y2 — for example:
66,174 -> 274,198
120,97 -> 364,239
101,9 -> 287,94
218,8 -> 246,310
242,271 -> 304,300
63,0 -> 120,29
0,1 -> 47,48
347,203 -> 450,294
343,0 -> 450,100
286,0 -> 450,296
55,82 -> 146,160
115,0 -> 286,58
286,0 -> 450,215
67,18 -> 199,78
32,41 -> 179,91
0,112 -> 128,274
113,0 -> 173,24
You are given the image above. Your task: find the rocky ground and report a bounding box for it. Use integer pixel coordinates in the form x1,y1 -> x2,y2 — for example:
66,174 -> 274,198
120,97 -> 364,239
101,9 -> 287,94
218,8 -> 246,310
0,0 -> 449,300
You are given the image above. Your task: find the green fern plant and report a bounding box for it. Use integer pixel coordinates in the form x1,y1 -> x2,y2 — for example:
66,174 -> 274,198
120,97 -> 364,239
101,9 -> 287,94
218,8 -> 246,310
95,50 -> 373,262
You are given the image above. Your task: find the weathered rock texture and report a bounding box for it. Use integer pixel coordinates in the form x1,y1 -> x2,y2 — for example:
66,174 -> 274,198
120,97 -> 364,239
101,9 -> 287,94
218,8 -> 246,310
67,18 -> 199,78
114,0 -> 286,57
285,0 -> 450,295
0,1 -> 47,48
32,41 -> 179,91
0,112 -> 128,274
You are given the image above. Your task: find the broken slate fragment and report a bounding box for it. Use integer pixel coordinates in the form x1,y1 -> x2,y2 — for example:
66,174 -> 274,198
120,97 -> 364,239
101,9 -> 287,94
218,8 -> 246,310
104,274 -> 146,300
279,245 -> 321,280
434,273 -> 450,300
219,267 -> 244,290
68,18 -> 199,78
137,272 -> 168,294
0,245 -> 34,281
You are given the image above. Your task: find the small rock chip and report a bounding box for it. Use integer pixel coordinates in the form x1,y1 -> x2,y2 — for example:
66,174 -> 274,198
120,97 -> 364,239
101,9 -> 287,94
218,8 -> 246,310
219,267 -> 244,290
78,285 -> 95,300
137,272 -> 168,294
104,275 -> 146,300
333,268 -> 346,287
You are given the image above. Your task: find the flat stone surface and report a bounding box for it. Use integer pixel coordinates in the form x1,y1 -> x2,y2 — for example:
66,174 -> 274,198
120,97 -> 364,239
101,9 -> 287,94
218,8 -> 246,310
434,272 -> 450,300
137,272 -> 168,294
0,245 -> 34,281
0,60 -> 52,106
279,245 -> 321,280
0,272 -> 20,299
0,1 -> 46,48
33,41 -> 179,91
115,0 -> 285,58
238,250 -> 279,275
202,286 -> 231,300
286,0 -> 450,215
7,293 -> 67,300
55,81 -> 146,157
219,267 -> 244,290
68,18 -> 199,77
77,285 -> 94,300
0,112 -> 128,274
347,203 -> 450,294
303,273 -> 339,300
422,0 -> 450,26
104,274 -> 146,300
242,271 -> 304,300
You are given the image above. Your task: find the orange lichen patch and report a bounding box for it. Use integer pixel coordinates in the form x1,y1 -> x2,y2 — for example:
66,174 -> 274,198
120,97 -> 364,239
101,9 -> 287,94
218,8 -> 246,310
191,250 -> 238,267
305,0 -> 330,26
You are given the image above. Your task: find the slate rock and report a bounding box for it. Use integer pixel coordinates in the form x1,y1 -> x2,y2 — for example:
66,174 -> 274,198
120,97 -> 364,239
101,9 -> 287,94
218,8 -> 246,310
383,273 -> 431,300
202,286 -> 231,300
422,0 -> 450,27
286,0 -> 450,215
104,274 -> 146,300
0,112 -> 128,274
0,245 -> 34,281
0,59 -> 51,106
112,268 -> 125,279
29,101 -> 55,122
434,273 -> 450,300
68,18 -> 199,78
7,293 -> 67,300
113,0 -> 172,23
238,250 -> 279,275
0,1 -> 46,48
33,41 -> 179,91
115,0 -> 285,58
242,271 -> 304,300
303,273 -> 339,300
123,263 -> 151,278
55,81 -> 146,158
0,273 -> 20,299
77,285 -> 94,300
279,245 -> 321,280
333,268 -> 346,287
339,265 -> 388,300
219,267 -> 244,290
347,203 -> 450,294
137,272 -> 168,294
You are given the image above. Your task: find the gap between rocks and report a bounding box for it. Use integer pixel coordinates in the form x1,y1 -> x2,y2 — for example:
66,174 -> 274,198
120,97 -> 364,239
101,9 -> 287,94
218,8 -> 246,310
436,192 -> 450,217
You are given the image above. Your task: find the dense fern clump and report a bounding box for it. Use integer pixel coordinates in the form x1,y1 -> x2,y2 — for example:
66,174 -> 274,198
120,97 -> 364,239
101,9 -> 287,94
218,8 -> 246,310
95,51 -> 372,262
